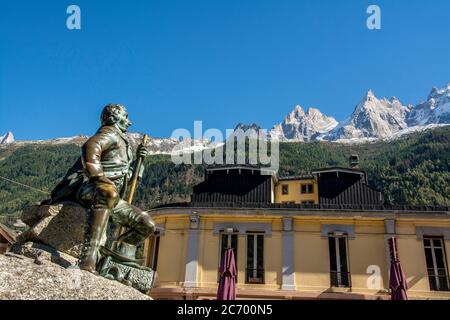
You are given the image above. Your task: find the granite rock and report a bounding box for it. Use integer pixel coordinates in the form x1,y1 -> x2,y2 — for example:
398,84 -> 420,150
0,254 -> 151,300
10,241 -> 78,268
18,202 -> 106,258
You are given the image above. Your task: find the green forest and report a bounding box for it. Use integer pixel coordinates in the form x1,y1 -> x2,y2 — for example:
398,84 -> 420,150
0,126 -> 449,227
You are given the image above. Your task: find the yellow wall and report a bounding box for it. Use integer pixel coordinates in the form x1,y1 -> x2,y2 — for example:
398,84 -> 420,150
295,227 -> 330,289
152,217 -> 188,286
274,178 -> 319,204
198,229 -> 220,287
264,231 -> 283,288
348,235 -> 388,292
397,236 -> 430,293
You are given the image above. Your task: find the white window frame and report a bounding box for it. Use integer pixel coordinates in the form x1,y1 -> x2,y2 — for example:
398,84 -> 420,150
149,233 -> 160,271
301,183 -> 314,194
424,236 -> 450,291
245,232 -> 264,284
218,231 -> 238,282
328,233 -> 351,287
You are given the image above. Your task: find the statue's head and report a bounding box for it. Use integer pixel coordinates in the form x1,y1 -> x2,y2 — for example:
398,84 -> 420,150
100,104 -> 132,132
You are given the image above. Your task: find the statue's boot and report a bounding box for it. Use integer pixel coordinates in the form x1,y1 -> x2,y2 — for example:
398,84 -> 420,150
79,208 -> 110,273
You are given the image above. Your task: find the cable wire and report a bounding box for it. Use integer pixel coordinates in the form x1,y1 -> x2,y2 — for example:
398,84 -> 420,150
0,175 -> 50,195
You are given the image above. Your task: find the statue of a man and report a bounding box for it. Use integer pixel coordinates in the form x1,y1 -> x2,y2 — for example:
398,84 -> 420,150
47,104 -> 155,273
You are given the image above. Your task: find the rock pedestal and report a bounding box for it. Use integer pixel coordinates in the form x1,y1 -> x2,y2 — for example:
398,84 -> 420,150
13,202 -> 156,294
18,202 -> 99,258
0,254 -> 152,300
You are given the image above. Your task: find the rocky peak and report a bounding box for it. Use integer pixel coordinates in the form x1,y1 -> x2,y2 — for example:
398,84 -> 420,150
429,86 -> 440,99
327,90 -> 410,140
365,89 -> 376,101
234,123 -> 262,132
408,83 -> 450,126
232,123 -> 265,140
0,131 -> 14,144
269,105 -> 337,142
282,105 -> 305,124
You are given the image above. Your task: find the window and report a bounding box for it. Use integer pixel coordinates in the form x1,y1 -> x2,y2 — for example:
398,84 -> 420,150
301,200 -> 315,205
301,183 -> 314,194
246,233 -> 264,284
328,234 -> 351,287
282,184 -> 289,195
219,232 -> 238,282
424,237 -> 449,291
148,232 -> 160,271
282,201 -> 295,204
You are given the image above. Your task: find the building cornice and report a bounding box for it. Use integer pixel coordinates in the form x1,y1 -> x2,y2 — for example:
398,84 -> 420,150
148,206 -> 450,220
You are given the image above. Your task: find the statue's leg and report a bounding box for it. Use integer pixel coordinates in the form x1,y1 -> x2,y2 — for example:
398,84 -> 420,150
111,201 -> 155,246
79,182 -> 119,273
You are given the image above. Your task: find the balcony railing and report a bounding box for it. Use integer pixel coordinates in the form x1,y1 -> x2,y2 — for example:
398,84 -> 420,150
427,268 -> 450,291
154,202 -> 450,213
330,271 -> 351,288
246,268 -> 265,284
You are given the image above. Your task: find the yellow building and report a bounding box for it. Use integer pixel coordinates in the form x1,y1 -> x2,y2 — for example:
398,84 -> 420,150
274,175 -> 319,205
143,165 -> 450,300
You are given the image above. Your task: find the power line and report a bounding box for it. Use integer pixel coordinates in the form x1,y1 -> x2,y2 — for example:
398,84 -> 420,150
0,176 -> 231,237
0,175 -> 50,195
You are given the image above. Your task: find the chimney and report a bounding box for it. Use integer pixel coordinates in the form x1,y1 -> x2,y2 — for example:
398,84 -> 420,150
349,154 -> 359,169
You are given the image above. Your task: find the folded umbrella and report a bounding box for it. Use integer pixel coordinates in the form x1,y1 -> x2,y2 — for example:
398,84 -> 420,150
389,259 -> 408,300
217,248 -> 237,300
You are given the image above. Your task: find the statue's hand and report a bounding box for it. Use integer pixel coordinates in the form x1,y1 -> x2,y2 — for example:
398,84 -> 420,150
90,175 -> 115,186
137,143 -> 150,159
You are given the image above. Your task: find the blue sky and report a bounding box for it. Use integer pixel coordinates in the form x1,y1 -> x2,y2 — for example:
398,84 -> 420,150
1,0 -> 449,140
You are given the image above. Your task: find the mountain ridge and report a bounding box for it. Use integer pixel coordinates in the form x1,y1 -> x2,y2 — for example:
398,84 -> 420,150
2,83 -> 449,146
270,106 -> 338,142
0,133 -> 222,155
251,83 -> 450,143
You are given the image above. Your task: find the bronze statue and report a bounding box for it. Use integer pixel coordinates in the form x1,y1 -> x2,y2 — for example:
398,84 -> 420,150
47,104 -> 155,275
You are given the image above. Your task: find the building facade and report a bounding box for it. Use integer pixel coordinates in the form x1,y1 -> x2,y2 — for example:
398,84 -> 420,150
144,166 -> 450,300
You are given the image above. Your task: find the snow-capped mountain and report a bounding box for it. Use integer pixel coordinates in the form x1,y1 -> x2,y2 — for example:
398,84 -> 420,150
0,132 -> 14,144
269,106 -> 338,141
130,134 -> 223,155
325,90 -> 412,140
0,132 -> 221,155
3,83 -> 450,148
233,83 -> 450,144
407,84 -> 450,126
234,123 -> 262,133
232,123 -> 265,139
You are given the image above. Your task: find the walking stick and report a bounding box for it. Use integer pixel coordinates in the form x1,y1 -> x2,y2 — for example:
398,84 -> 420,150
113,134 -> 149,239
127,134 -> 149,204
